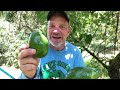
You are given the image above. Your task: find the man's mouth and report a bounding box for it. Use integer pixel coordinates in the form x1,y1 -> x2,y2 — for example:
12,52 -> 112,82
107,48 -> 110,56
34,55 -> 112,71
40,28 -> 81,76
52,36 -> 62,39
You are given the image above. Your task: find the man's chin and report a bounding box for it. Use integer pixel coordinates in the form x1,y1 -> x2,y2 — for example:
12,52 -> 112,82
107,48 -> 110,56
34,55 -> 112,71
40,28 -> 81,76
49,41 -> 63,47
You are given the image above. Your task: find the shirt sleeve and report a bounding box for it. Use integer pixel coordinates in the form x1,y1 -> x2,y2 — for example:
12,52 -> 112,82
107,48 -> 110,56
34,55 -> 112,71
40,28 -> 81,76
73,48 -> 86,68
18,67 -> 41,79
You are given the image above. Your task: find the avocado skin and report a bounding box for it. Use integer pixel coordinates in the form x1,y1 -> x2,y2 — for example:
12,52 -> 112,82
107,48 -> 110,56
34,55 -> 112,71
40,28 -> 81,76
29,31 -> 48,58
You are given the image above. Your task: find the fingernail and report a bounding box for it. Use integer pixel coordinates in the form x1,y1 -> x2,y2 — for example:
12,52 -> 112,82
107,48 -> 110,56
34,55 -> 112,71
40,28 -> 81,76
20,44 -> 27,48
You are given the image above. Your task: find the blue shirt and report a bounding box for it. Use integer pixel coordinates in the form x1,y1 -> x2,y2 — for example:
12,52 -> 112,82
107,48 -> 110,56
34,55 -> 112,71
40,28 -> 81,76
19,41 -> 85,79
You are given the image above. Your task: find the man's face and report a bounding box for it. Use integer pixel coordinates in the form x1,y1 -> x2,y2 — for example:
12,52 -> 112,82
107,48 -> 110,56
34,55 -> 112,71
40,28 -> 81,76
47,16 -> 70,47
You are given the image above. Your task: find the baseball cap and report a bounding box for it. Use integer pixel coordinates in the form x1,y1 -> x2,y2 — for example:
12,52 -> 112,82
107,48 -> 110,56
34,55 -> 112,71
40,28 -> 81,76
47,11 -> 69,23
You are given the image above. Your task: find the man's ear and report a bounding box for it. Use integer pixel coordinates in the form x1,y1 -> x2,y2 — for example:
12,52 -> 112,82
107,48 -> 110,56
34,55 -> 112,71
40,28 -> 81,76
68,27 -> 72,34
69,29 -> 71,34
67,29 -> 71,37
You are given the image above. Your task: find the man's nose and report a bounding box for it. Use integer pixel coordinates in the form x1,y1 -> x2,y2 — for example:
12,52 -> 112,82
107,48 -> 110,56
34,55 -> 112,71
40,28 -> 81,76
53,29 -> 59,33
53,28 -> 61,33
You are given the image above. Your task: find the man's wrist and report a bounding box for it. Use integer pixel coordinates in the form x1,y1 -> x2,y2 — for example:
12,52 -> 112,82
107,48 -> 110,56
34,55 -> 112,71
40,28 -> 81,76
25,71 -> 37,79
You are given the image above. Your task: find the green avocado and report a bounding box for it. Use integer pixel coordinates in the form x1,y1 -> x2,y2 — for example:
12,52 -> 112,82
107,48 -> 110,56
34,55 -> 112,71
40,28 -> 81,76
29,31 -> 48,58
66,67 -> 102,79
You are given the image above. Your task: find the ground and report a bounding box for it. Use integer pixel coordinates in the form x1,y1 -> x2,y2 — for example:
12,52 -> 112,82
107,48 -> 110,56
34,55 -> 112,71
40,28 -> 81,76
0,65 -> 21,79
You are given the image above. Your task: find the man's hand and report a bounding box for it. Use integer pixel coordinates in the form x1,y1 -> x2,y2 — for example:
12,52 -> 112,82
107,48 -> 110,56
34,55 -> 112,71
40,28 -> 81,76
18,44 -> 40,78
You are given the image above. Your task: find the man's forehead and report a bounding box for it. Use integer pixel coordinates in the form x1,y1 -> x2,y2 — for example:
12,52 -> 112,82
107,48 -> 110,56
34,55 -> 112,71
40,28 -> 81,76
48,16 -> 69,24
48,21 -> 68,26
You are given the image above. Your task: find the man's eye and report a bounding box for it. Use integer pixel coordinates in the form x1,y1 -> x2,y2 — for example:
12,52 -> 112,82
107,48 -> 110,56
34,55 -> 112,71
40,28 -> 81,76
49,25 -> 54,28
60,26 -> 66,29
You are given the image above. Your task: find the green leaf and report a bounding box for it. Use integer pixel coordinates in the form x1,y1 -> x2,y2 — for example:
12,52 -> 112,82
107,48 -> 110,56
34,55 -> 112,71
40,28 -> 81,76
36,11 -> 48,25
84,33 -> 93,44
66,67 -> 102,79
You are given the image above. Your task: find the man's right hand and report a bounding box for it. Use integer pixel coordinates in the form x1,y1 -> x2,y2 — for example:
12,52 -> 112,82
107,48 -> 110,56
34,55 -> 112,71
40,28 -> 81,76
18,44 -> 40,78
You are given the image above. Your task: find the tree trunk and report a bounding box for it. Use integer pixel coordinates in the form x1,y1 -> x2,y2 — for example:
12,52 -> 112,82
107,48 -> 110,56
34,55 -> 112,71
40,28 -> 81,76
108,52 -> 120,79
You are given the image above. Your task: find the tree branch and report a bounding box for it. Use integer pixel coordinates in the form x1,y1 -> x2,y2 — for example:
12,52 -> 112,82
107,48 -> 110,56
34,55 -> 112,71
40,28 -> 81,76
114,11 -> 119,53
82,45 -> 108,70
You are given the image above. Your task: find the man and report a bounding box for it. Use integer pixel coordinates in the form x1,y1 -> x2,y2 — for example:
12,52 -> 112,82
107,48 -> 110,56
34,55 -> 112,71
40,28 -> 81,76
18,11 -> 85,79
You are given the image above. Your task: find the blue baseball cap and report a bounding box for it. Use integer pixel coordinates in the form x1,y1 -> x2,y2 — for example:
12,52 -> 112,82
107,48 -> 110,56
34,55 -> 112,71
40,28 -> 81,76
47,11 -> 69,23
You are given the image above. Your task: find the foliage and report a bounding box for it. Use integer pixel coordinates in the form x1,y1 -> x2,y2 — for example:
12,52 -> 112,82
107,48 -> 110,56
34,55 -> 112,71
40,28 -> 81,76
85,59 -> 110,78
66,67 -> 102,79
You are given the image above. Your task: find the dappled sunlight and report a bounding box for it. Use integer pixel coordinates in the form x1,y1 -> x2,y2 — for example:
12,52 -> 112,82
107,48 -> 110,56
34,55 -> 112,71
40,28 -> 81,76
82,51 -> 93,62
65,46 -> 68,50
65,53 -> 73,60
74,48 -> 77,51
98,50 -> 119,59
0,19 -> 16,32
